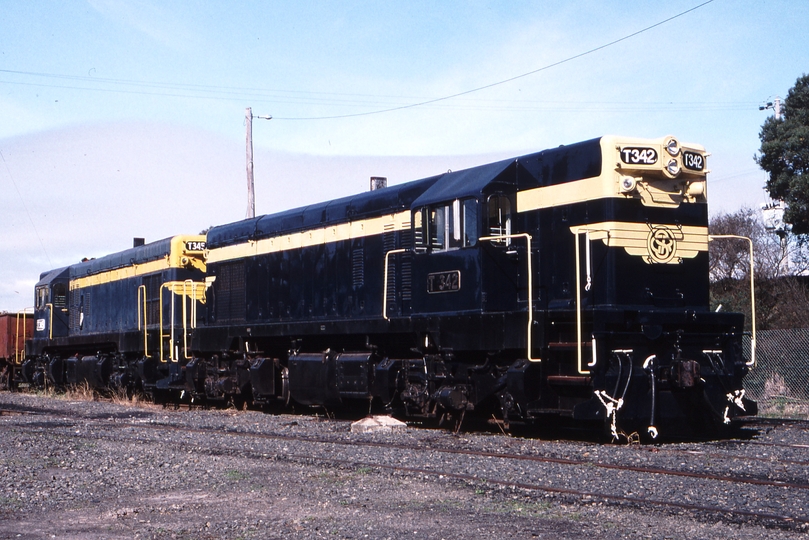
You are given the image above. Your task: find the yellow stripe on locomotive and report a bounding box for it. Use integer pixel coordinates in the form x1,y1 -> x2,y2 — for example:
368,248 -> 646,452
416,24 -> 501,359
69,235 -> 207,291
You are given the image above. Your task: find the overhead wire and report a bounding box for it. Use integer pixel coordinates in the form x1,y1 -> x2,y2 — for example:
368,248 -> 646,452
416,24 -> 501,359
0,150 -> 52,267
274,0 -> 719,120
0,1 -> 728,119
709,169 -> 767,185
0,76 -> 755,114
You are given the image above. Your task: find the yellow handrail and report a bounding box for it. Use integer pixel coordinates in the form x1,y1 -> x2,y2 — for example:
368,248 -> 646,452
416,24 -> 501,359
709,234 -> 757,367
181,280 -> 200,359
382,249 -> 407,320
15,308 -> 33,365
45,303 -> 53,340
159,281 -> 206,362
158,284 -> 174,362
480,233 -> 540,362
137,285 -> 149,357
572,229 -> 609,375
181,282 -> 187,359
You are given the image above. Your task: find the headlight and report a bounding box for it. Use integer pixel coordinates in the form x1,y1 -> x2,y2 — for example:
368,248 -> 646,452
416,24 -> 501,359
665,137 -> 680,157
666,159 -> 681,176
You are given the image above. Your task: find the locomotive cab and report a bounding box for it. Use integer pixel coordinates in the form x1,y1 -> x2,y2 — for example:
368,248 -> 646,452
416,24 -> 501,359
399,161 -> 549,377
32,267 -> 70,340
408,159 -> 523,320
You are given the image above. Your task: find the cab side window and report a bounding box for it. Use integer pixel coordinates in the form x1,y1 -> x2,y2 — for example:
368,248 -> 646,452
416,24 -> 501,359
52,283 -> 67,309
430,205 -> 446,250
464,199 -> 478,247
487,195 -> 512,246
414,198 -> 479,253
414,208 -> 427,252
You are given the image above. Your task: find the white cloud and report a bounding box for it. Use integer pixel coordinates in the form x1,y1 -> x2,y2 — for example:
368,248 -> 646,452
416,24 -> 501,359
0,121 -> 510,310
0,96 -> 53,139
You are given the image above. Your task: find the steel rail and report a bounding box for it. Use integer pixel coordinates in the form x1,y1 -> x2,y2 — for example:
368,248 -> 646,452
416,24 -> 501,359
19,412 -> 809,492
4,405 -> 809,467
3,406 -> 808,487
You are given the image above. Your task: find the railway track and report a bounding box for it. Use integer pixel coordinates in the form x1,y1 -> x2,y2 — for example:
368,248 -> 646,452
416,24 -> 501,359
4,404 -> 808,530
4,404 -> 808,487
61,425 -> 809,528
110,421 -> 809,492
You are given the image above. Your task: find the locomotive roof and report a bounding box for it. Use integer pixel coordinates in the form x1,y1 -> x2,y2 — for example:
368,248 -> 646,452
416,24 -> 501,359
207,137 -> 606,249
514,137 -> 603,190
207,176 -> 440,247
36,266 -> 70,287
411,157 -> 515,207
68,237 -> 175,278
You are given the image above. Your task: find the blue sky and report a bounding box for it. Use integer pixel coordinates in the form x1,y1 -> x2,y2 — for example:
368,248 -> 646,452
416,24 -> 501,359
1,0 -> 808,310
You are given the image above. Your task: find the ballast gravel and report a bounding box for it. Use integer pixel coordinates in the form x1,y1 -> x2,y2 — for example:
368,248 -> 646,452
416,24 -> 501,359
0,392 -> 807,540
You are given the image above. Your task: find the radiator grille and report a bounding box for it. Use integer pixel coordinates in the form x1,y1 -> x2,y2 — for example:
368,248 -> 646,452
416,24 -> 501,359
400,230 -> 412,302
216,261 -> 246,323
352,248 -> 364,289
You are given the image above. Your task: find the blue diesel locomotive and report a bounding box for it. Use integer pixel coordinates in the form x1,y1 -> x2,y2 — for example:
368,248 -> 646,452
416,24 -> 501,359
22,135 -> 756,439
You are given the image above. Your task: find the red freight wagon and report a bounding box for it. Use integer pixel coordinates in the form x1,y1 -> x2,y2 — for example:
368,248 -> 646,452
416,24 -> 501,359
1,311 -> 33,380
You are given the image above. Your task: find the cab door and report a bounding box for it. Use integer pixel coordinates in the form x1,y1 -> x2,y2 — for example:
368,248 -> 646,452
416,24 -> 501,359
410,198 -> 481,315
479,193 -> 524,313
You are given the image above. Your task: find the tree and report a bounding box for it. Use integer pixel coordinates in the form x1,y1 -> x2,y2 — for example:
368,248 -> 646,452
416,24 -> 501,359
709,207 -> 809,330
756,74 -> 809,234
709,208 -> 780,282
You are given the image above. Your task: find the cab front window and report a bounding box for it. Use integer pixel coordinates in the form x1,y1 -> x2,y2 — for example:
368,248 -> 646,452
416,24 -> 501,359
36,286 -> 49,309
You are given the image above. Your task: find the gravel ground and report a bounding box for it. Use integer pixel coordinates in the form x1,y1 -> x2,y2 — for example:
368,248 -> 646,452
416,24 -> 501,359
1,392 -> 807,539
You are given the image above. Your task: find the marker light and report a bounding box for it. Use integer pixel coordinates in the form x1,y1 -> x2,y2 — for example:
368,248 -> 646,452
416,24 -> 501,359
687,181 -> 705,198
666,159 -> 681,177
665,137 -> 680,157
619,176 -> 638,193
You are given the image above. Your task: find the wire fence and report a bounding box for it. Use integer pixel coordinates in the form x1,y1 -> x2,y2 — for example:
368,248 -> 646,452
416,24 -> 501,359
744,329 -> 809,420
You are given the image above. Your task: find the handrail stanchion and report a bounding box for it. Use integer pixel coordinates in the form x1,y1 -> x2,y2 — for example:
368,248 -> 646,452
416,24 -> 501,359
159,284 -> 169,363
137,285 -> 149,357
15,309 -> 33,364
709,235 -> 757,367
382,249 -> 407,320
571,227 -> 609,374
45,303 -> 54,340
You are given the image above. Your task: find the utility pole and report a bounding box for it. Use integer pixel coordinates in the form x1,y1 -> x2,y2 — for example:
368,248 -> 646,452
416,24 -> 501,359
762,200 -> 789,275
245,107 -> 272,219
759,96 -> 787,273
759,96 -> 782,120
